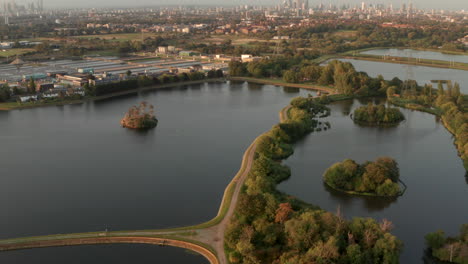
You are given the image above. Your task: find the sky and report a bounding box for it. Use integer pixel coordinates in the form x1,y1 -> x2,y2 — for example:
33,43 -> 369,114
22,0 -> 468,10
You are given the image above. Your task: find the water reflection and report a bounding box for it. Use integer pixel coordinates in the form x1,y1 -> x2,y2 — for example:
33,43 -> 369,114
331,99 -> 354,116
324,183 -> 397,212
93,93 -> 139,109
422,248 -> 448,264
247,82 -> 263,91
283,87 -> 300,93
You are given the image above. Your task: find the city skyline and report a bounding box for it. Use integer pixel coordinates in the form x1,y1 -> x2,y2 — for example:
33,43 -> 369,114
3,0 -> 467,11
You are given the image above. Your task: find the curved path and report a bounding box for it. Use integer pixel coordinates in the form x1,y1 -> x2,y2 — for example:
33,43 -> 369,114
0,109 -> 280,264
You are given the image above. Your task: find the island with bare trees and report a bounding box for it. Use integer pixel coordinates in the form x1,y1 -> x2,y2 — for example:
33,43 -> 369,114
120,101 -> 158,129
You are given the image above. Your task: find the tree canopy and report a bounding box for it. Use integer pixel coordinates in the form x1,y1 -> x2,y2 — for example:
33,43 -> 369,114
323,157 -> 402,196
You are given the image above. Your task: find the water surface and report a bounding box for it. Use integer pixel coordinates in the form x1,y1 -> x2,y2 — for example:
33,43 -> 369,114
361,48 -> 468,63
0,82 -> 312,263
338,58 -> 468,92
1,83 -> 466,263
279,98 -> 468,263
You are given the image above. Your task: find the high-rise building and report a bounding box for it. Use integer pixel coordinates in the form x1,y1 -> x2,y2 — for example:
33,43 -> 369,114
3,1 -> 9,25
407,1 -> 413,19
361,2 -> 366,11
283,0 -> 308,11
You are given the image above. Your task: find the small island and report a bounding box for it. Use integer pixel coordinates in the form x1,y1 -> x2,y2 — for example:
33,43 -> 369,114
323,157 -> 403,197
352,103 -> 405,126
425,224 -> 468,263
120,101 -> 158,129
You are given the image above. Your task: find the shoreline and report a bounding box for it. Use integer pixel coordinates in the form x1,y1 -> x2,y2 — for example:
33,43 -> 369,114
228,76 -> 336,93
0,78 -> 227,111
315,46 -> 468,70
342,55 -> 468,71
324,179 -> 407,198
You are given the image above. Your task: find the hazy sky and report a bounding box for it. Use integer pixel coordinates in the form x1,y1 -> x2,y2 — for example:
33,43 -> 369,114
33,0 -> 468,10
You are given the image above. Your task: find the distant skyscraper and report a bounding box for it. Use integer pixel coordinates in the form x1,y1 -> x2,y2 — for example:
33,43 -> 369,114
282,0 -> 309,11
3,1 -> 9,25
361,1 -> 366,11
407,1 -> 413,19
294,0 -> 301,9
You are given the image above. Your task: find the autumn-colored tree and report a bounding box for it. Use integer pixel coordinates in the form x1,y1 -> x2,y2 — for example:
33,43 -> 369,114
275,203 -> 293,223
120,101 -> 158,129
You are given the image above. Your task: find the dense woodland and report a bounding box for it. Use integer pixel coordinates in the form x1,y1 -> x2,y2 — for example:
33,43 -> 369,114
230,59 -> 405,96
323,157 -> 402,197
225,96 -> 402,264
425,224 -> 468,263
353,103 -> 405,125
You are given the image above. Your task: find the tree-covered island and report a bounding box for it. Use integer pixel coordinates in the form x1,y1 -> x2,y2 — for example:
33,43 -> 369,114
323,157 -> 403,197
352,103 -> 405,126
120,101 -> 158,129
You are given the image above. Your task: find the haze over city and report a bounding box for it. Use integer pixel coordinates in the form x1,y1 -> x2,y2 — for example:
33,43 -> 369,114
7,0 -> 468,10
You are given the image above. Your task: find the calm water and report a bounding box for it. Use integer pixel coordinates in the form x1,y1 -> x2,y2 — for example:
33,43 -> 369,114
0,244 -> 208,264
0,82 -> 311,263
361,48 -> 468,63
1,82 -> 466,263
279,98 -> 468,264
338,58 -> 468,92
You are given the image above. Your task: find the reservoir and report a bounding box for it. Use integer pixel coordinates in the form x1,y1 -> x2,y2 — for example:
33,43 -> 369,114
361,48 -> 468,64
0,82 -> 311,263
1,81 -> 466,263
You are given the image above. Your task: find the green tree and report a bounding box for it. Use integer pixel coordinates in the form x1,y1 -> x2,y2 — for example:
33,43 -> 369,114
283,70 -> 299,83
0,84 -> 11,102
28,77 -> 36,94
425,230 -> 446,249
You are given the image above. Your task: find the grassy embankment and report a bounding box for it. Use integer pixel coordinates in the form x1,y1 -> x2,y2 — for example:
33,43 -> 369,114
323,180 -> 408,197
343,54 -> 468,71
314,47 -> 468,70
0,48 -> 36,58
228,76 -> 335,94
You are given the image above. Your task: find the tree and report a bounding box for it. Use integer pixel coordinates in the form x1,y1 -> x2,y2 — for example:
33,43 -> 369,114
207,69 -> 216,78
425,230 -> 446,249
83,83 -> 95,96
215,69 -> 224,78
28,77 -> 36,94
306,236 -> 339,261
229,61 -> 247,76
275,203 -> 293,223
386,86 -> 396,98
283,70 -> 299,83
0,84 -> 11,102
